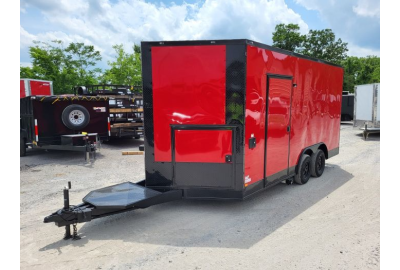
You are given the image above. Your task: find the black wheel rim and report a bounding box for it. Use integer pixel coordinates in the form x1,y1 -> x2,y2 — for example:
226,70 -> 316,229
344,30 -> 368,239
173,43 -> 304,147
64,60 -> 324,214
317,156 -> 323,172
303,162 -> 309,178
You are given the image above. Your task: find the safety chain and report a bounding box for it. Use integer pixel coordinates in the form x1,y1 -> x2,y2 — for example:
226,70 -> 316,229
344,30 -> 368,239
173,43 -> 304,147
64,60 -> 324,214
72,224 -> 81,240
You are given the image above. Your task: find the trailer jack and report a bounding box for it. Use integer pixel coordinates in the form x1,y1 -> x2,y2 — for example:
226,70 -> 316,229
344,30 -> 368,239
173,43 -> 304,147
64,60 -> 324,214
44,181 -> 182,240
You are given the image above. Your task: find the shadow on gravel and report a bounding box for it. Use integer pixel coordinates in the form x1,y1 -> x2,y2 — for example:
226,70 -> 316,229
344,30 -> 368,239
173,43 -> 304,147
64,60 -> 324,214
40,164 -> 354,250
102,138 -> 144,150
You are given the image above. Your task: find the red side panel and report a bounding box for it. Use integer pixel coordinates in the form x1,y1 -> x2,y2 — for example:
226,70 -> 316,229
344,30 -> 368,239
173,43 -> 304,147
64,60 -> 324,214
175,130 -> 232,163
20,80 -> 26,98
245,45 -> 343,186
152,45 -> 226,162
265,78 -> 292,176
29,80 -> 52,96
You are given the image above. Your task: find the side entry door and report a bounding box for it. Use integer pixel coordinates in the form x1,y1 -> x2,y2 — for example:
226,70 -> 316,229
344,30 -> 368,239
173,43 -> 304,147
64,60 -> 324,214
264,74 -> 293,183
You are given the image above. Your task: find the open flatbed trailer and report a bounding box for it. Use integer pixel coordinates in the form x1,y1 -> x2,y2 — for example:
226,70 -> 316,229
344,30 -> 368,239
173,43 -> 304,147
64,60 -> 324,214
44,39 -> 343,239
74,85 -> 144,138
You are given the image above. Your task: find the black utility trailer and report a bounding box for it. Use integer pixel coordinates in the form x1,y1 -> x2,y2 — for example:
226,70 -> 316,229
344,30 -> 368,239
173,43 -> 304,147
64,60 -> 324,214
341,91 -> 355,121
20,95 -> 110,159
74,85 -> 144,139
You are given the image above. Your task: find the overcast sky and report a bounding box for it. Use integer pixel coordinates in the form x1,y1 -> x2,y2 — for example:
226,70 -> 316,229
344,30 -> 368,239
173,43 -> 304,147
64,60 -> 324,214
20,0 -> 380,68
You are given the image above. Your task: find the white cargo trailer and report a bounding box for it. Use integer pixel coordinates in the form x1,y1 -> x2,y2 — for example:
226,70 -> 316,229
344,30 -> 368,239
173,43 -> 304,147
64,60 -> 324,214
353,83 -> 380,138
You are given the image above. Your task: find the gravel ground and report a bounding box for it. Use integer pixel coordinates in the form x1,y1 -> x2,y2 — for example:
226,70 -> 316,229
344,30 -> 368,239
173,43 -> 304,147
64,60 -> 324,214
20,125 -> 380,270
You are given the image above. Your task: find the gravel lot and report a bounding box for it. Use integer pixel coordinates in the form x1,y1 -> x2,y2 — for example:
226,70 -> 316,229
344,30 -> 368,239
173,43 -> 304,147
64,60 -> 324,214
20,124 -> 380,270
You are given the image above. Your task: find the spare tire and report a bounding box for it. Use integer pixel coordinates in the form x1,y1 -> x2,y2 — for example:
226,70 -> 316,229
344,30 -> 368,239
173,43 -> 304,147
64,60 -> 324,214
61,104 -> 90,130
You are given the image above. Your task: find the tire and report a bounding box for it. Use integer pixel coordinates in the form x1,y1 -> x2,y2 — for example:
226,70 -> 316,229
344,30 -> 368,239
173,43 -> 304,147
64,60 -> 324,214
294,154 -> 311,185
311,149 -> 326,177
61,104 -> 90,130
20,137 -> 26,157
134,136 -> 141,139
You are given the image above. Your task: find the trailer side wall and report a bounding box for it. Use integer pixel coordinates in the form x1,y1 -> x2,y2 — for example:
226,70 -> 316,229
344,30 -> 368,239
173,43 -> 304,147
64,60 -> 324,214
244,45 -> 343,187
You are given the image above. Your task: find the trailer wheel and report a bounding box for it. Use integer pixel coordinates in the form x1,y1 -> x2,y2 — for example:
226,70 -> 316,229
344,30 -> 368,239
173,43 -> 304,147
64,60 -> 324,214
311,149 -> 325,177
294,154 -> 311,185
20,137 -> 26,157
61,104 -> 90,130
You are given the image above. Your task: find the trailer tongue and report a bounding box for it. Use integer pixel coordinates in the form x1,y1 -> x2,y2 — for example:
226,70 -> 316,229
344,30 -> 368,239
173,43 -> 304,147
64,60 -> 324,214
44,182 -> 182,239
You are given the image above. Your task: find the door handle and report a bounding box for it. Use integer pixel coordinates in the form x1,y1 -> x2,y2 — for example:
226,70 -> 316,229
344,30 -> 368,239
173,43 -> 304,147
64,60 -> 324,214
287,126 -> 291,132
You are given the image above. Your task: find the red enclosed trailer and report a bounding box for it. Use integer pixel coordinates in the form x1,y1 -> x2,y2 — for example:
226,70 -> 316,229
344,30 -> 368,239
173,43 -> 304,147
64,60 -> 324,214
20,78 -> 53,98
142,39 -> 343,197
44,39 -> 343,238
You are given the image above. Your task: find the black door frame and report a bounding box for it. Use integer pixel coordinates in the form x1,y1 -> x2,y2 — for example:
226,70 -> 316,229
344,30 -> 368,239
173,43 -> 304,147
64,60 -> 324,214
264,73 -> 294,186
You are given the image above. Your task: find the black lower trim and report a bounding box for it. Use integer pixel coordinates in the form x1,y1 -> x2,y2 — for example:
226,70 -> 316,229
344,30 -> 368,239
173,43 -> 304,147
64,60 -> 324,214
183,188 -> 243,200
243,179 -> 264,199
265,167 -> 294,185
328,147 -> 339,159
243,166 -> 296,199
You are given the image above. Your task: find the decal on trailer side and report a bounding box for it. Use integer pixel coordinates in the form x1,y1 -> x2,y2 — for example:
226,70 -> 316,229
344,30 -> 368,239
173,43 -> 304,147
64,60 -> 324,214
93,107 -> 106,112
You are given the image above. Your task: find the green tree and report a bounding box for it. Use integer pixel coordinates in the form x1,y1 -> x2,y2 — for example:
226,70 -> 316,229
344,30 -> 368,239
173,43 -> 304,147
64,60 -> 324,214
20,66 -> 36,78
65,42 -> 102,86
272,24 -> 348,64
302,29 -> 348,64
272,23 -> 305,52
20,40 -> 102,94
341,56 -> 380,93
101,44 -> 142,87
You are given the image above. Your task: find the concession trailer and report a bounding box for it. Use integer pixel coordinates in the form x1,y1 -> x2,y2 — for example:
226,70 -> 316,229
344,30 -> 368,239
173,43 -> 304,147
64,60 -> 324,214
44,39 -> 343,239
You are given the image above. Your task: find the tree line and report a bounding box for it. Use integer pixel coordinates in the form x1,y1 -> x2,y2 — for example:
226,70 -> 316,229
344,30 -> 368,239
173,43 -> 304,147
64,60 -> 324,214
272,23 -> 380,93
21,24 -> 379,94
20,40 -> 142,94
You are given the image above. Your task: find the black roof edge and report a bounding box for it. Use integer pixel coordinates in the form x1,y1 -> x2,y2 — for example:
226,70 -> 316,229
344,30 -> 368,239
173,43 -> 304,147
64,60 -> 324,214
141,39 -> 343,68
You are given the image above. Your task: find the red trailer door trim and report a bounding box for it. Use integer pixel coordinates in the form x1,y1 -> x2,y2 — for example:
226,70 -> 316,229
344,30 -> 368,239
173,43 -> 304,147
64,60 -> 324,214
264,74 -> 294,183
